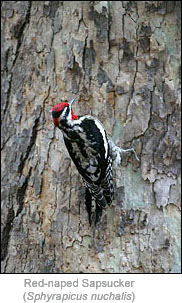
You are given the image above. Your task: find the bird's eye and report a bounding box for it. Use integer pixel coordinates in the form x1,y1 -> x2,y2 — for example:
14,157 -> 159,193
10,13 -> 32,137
52,110 -> 62,118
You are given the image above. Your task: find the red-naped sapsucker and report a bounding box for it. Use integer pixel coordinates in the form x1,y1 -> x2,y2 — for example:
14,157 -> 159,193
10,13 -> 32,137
52,97 -> 139,225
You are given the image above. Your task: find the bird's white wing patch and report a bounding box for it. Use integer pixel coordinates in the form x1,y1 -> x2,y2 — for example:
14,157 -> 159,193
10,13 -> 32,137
93,119 -> 108,159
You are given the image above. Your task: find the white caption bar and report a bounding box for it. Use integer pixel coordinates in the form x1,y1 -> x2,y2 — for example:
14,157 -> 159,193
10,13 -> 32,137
0,274 -> 181,303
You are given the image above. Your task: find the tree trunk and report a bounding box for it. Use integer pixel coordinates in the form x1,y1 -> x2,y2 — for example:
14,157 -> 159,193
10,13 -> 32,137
1,1 -> 181,273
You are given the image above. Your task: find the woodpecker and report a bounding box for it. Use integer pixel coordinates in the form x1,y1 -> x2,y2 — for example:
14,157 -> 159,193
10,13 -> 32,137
52,97 -> 139,225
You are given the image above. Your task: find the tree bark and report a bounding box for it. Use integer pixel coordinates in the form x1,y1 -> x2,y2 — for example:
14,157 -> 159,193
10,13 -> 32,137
1,1 -> 181,273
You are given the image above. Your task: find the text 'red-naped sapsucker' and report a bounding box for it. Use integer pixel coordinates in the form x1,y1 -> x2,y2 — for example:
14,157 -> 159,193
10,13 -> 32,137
52,97 -> 139,224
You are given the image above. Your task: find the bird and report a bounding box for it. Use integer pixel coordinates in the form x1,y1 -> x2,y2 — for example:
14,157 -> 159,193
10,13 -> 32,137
52,97 -> 139,225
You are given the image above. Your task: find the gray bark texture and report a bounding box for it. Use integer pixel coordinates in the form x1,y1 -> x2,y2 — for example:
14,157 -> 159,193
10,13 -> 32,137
1,1 -> 181,273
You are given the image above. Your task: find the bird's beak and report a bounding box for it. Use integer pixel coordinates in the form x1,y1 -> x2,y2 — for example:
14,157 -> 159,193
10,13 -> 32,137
68,97 -> 76,107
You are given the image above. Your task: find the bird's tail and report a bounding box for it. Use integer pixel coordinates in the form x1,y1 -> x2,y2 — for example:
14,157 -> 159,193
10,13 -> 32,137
84,180 -> 108,225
